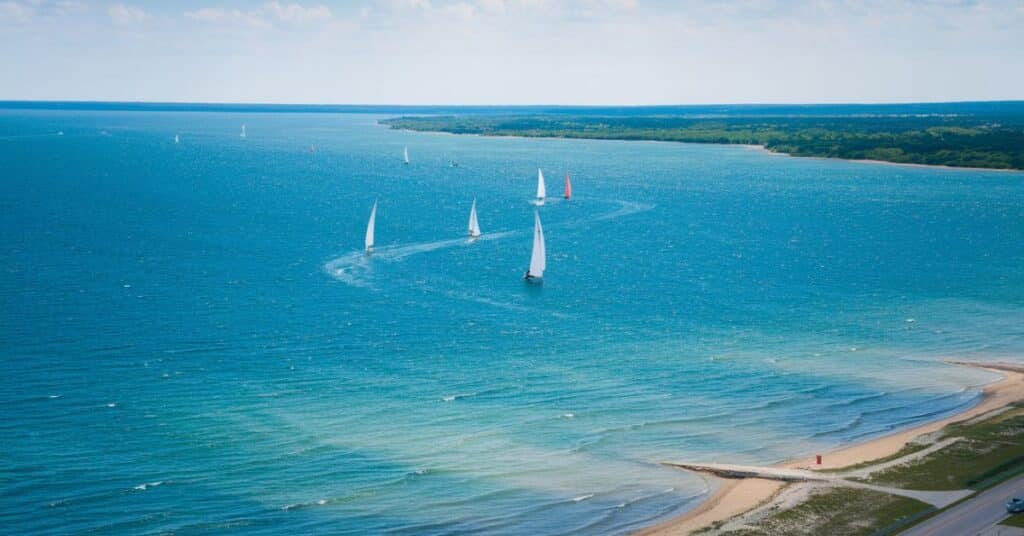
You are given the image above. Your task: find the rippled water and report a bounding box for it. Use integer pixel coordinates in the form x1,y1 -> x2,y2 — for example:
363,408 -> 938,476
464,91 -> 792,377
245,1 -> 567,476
2,110 -> 1023,534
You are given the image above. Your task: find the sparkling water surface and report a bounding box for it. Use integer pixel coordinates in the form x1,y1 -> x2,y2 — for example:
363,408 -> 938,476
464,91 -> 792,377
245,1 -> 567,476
2,110 -> 1023,534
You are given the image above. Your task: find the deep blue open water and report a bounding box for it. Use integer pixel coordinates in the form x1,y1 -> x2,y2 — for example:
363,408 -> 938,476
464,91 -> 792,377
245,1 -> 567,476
2,110 -> 1023,534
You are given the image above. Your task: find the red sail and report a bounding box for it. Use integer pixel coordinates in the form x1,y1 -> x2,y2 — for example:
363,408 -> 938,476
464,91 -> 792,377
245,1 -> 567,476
564,173 -> 572,199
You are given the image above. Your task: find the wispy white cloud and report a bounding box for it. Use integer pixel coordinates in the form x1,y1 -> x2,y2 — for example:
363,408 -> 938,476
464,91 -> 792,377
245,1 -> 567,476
184,2 -> 333,27
108,3 -> 150,25
376,0 -> 432,11
53,0 -> 85,16
184,6 -> 270,27
476,0 -> 505,15
442,1 -> 475,19
1,0 -> 1022,104
0,1 -> 34,23
264,2 -> 332,23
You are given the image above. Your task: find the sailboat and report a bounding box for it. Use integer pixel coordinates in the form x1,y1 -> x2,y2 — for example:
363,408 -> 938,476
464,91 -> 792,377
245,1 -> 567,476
524,211 -> 546,282
365,200 -> 377,253
403,146 -> 410,165
174,134 -> 180,144
468,199 -> 481,238
536,169 -> 547,204
564,173 -> 572,199
240,124 -> 247,138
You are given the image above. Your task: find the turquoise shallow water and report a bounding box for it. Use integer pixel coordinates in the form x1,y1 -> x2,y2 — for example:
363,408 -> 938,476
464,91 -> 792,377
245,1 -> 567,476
2,110 -> 1023,534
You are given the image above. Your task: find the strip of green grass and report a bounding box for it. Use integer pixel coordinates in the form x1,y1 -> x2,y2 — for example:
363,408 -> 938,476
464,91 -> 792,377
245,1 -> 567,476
866,408 -> 1024,491
716,487 -> 931,536
1003,513 -> 1024,527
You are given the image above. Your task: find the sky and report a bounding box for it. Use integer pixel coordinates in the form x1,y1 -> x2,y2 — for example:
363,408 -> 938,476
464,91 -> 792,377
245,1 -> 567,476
1,0 -> 1022,105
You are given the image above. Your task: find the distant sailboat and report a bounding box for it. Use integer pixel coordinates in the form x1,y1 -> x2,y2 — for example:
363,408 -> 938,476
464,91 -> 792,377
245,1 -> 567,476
564,173 -> 572,199
403,146 -> 410,165
536,169 -> 547,204
468,199 -> 481,238
524,211 -> 546,282
174,134 -> 180,144
365,200 -> 377,253
240,124 -> 247,138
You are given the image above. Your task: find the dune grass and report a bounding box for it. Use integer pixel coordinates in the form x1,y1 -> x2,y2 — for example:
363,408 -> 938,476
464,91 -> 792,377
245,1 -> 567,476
864,405 -> 1024,491
717,487 -> 931,536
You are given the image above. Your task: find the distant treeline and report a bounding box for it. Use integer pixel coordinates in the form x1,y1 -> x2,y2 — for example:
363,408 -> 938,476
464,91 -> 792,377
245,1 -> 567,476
382,111 -> 1024,170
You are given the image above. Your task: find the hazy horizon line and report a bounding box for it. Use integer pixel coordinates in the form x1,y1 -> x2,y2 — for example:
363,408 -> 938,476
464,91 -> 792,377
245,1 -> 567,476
3,99 -> 1023,111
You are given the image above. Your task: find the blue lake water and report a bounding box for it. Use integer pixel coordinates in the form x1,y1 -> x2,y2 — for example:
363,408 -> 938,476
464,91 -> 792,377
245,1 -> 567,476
2,110 -> 1023,534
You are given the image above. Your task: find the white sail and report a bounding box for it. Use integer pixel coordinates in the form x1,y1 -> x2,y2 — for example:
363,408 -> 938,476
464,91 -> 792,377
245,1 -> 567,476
174,134 -> 179,144
404,146 -> 410,164
536,169 -> 546,200
365,200 -> 377,251
527,211 -> 546,278
468,199 -> 481,237
240,124 -> 247,138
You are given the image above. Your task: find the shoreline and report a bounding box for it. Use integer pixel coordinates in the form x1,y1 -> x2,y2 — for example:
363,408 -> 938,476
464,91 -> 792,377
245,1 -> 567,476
382,124 -> 1024,173
637,361 -> 1024,535
740,144 -> 1024,173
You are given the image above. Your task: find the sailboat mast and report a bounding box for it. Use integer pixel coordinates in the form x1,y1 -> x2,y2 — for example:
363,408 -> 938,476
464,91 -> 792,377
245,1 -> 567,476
468,199 -> 481,237
527,211 -> 546,279
365,200 -> 377,252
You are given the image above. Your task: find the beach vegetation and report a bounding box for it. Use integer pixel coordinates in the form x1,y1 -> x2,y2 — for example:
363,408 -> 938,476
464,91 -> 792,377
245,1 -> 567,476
864,405 -> 1024,491
715,487 -> 930,536
1003,513 -> 1024,527
381,111 -> 1024,170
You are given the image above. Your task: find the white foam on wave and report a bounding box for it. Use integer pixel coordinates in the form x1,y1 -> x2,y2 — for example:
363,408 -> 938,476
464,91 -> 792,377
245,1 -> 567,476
324,251 -> 373,288
282,498 -> 329,511
134,481 -> 164,491
572,494 -> 594,502
589,200 -> 654,223
442,392 -> 475,402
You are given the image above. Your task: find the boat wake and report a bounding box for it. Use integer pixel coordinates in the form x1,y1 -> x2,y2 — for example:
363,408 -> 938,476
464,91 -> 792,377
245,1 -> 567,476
324,199 -> 653,289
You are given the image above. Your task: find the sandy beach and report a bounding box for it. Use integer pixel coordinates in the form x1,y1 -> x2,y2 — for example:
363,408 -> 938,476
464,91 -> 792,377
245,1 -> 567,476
639,361 -> 1024,535
738,144 -> 1023,173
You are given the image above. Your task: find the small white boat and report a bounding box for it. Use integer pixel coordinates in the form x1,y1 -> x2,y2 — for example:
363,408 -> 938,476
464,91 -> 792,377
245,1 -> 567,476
403,146 -> 410,165
365,199 -> 377,253
535,169 -> 546,204
240,124 -> 247,138
524,211 -> 546,282
468,199 -> 481,238
174,134 -> 180,144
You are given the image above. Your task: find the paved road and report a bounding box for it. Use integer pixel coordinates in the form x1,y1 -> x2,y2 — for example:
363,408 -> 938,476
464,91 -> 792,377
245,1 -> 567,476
901,475 -> 1024,536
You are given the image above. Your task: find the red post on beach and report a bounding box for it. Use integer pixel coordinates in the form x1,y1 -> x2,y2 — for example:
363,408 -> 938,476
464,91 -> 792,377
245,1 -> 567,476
816,454 -> 822,465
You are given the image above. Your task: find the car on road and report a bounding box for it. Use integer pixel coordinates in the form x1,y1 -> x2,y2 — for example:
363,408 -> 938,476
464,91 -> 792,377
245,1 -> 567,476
1007,497 -> 1024,514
